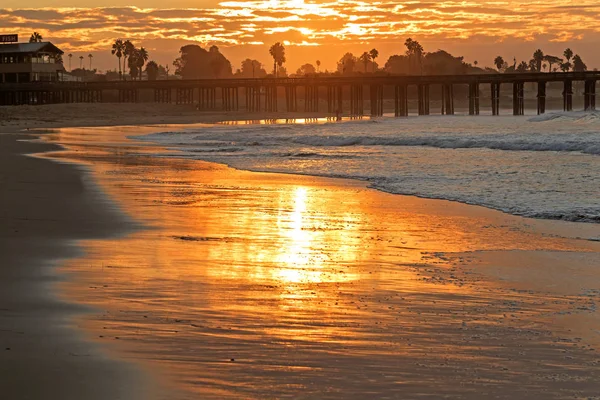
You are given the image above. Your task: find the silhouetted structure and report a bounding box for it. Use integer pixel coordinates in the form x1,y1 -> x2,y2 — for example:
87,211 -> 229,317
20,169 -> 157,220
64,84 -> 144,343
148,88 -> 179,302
0,42 -> 63,83
0,72 -> 597,115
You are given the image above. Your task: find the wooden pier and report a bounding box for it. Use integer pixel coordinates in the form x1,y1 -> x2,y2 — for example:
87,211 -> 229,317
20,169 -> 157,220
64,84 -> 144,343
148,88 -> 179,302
0,72 -> 598,115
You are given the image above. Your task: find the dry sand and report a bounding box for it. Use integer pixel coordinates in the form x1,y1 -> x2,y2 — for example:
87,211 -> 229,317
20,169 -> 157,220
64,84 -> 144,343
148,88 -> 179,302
1,103 -> 600,399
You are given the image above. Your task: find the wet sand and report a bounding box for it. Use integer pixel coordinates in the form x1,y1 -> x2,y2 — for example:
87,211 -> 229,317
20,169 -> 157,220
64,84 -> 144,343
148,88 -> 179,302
0,134 -> 159,399
31,125 -> 600,398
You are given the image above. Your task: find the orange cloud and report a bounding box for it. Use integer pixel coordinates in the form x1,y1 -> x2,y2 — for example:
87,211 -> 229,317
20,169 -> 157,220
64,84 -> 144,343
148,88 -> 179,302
1,1 -> 598,70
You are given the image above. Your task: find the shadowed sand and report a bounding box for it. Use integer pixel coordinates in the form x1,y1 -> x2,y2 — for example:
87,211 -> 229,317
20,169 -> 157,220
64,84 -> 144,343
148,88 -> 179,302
0,134 -> 162,399
36,124 -> 600,399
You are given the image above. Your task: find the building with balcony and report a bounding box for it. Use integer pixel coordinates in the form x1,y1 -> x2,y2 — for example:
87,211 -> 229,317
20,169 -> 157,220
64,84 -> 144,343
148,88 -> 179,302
0,42 -> 64,83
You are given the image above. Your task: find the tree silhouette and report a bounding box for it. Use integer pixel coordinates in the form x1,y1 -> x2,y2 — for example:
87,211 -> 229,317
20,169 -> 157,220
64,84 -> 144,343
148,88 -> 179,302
337,53 -> 357,74
269,42 -> 286,77
562,48 -> 573,72
29,32 -> 43,43
240,59 -> 266,78
296,63 -> 316,76
533,49 -> 544,72
145,61 -> 159,80
111,39 -> 124,79
68,53 -> 73,71
123,40 -> 135,79
572,54 -> 587,72
494,56 -> 505,71
369,48 -> 379,72
359,51 -> 370,73
88,54 -> 93,70
135,47 -> 149,80
316,60 -> 321,72
79,55 -> 84,69
542,55 -> 562,73
173,44 -> 233,79
563,48 -> 573,63
404,38 -> 424,74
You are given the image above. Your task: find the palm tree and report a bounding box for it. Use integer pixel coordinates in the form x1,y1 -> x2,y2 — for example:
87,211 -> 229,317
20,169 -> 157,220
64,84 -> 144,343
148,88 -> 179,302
269,42 -> 286,77
88,54 -> 93,70
111,39 -> 124,79
563,48 -> 573,72
404,38 -> 424,74
494,56 -> 505,71
369,48 -> 379,72
533,49 -> 544,72
29,32 -> 43,43
563,48 -> 573,61
136,47 -> 149,80
79,56 -> 84,69
316,60 -> 321,73
123,40 -> 135,80
359,52 -> 370,73
68,53 -> 73,71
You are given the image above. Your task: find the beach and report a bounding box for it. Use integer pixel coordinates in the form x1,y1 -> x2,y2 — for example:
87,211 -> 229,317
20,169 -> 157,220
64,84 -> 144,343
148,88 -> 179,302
1,104 -> 600,399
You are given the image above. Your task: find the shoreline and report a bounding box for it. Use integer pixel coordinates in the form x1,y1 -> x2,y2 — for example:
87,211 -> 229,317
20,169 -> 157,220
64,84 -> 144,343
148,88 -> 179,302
43,125 -> 600,397
0,134 -> 161,399
2,108 -> 600,398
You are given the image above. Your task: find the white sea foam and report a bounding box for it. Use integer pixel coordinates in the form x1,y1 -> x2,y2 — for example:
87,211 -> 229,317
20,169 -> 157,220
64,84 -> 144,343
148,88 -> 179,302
135,112 -> 600,223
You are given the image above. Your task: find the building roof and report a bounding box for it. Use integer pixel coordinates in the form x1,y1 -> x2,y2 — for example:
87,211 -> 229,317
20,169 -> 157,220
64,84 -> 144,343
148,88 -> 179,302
0,42 -> 63,55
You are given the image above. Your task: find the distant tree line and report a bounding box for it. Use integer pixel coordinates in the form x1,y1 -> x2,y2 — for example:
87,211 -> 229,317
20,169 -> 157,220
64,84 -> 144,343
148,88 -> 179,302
96,37 -> 594,81
493,48 -> 587,73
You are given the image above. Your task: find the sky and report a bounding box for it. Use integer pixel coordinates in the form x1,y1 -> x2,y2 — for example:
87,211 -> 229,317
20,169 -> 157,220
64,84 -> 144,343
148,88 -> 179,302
1,0 -> 599,73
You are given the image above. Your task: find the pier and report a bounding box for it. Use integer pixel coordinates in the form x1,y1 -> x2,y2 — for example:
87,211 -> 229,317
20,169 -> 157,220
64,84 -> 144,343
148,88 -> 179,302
0,72 -> 598,115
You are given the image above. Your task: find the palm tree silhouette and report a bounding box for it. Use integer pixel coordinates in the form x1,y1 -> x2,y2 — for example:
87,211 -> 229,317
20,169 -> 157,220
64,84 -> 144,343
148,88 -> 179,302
79,55 -> 84,69
563,48 -> 573,72
269,42 -> 286,77
369,48 -> 379,72
359,52 -> 370,73
68,54 -> 73,71
404,38 -> 424,74
29,32 -> 43,43
494,56 -> 504,71
533,49 -> 544,72
316,60 -> 321,73
136,47 -> 149,80
88,54 -> 93,70
123,40 -> 135,80
111,39 -> 124,79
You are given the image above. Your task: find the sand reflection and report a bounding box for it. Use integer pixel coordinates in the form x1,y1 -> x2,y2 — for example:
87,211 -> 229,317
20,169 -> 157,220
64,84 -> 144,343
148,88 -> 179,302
38,126 -> 600,399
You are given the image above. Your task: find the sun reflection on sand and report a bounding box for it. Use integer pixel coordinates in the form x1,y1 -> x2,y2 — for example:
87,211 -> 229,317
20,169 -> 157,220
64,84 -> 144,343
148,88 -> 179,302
37,125 -> 600,399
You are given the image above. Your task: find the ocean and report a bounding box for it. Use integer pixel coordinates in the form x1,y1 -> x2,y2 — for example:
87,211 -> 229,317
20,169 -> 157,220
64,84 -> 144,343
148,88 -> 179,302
135,111 -> 600,223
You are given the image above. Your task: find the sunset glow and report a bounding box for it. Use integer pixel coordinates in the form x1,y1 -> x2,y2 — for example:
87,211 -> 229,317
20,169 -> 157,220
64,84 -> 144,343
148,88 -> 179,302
1,0 -> 599,70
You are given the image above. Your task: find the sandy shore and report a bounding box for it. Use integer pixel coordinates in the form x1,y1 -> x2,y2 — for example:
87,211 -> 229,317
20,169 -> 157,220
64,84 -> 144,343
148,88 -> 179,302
2,103 -> 600,398
0,103 -> 333,132
0,134 -> 160,399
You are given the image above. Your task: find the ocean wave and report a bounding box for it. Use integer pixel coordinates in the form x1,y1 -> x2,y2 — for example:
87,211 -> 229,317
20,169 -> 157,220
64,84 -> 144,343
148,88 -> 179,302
290,135 -> 600,155
529,111 -> 600,123
135,116 -> 600,224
